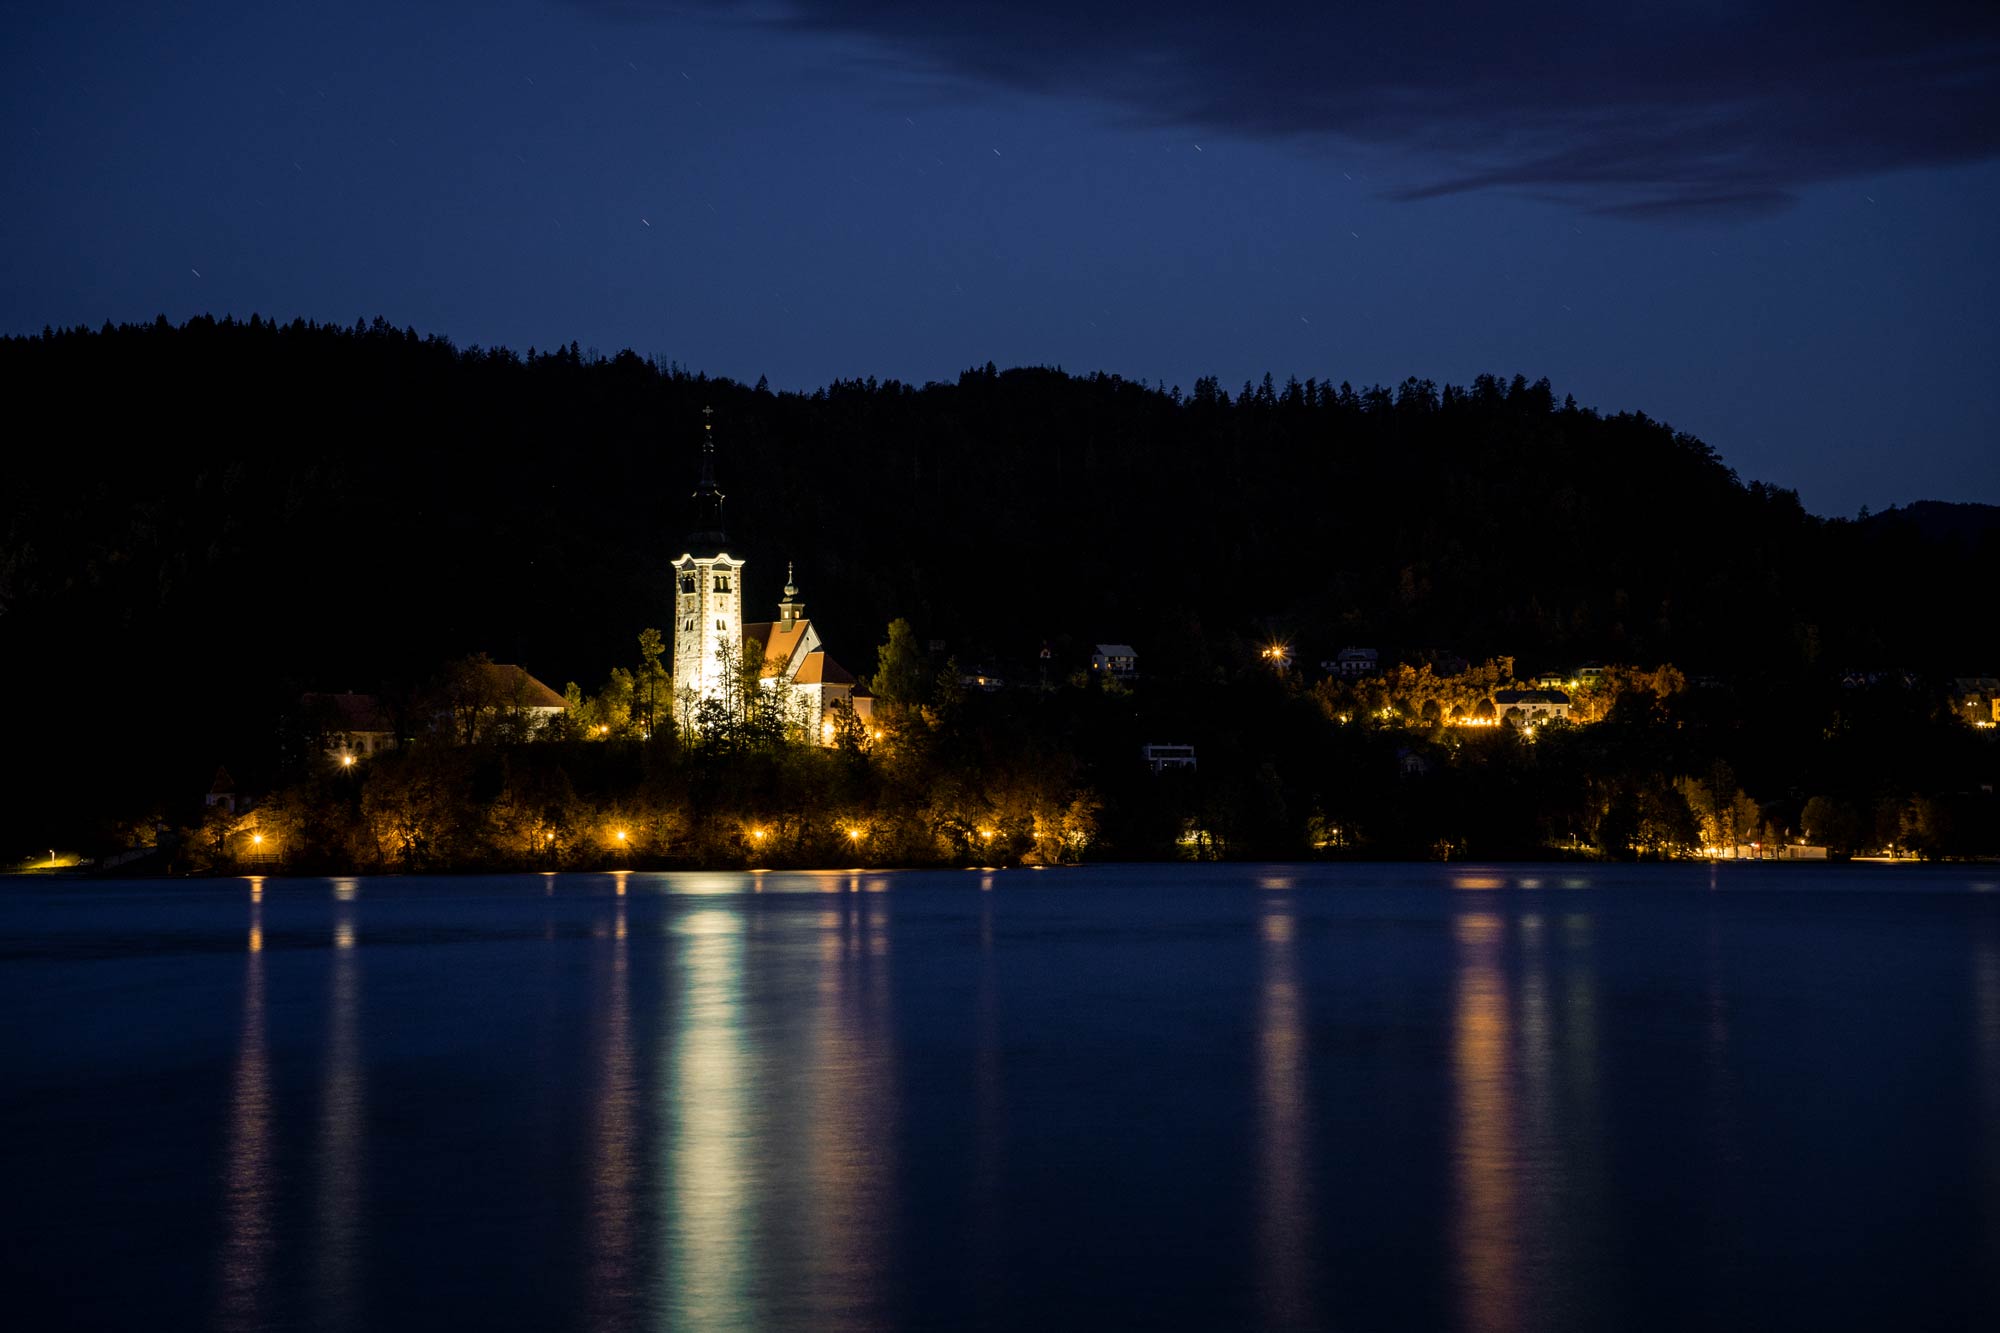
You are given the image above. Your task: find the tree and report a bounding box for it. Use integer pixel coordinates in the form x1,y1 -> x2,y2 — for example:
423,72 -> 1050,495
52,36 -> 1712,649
634,628 -> 672,739
869,618 -> 932,709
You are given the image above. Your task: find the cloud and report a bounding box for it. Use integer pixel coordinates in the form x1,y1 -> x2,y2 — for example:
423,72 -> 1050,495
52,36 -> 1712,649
644,1 -> 2000,216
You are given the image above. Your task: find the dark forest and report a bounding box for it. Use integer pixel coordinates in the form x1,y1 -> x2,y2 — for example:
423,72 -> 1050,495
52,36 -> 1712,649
3,315 -> 1994,863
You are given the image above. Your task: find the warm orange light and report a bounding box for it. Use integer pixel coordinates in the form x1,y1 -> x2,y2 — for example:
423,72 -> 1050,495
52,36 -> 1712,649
340,753 -> 355,768
980,829 -> 994,841
615,830 -> 628,842
751,829 -> 766,841
847,828 -> 862,842
252,833 -> 263,846
872,729 -> 883,740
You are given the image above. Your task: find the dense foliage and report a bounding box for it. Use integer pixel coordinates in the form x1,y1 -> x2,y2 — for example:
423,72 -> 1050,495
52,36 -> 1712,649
3,315 -> 1995,861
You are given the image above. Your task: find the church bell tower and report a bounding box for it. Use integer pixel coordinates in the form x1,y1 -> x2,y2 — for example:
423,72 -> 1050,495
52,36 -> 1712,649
671,407 -> 746,716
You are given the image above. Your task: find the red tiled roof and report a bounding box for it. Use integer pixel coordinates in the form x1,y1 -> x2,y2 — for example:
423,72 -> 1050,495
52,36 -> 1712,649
794,651 -> 856,686
480,663 -> 567,710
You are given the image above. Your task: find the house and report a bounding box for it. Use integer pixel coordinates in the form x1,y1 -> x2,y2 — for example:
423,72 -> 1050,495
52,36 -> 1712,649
1949,677 -> 2000,728
447,662 -> 567,741
960,668 -> 1007,693
1142,743 -> 1197,773
1493,688 -> 1572,724
1325,647 -> 1379,677
1575,664 -> 1608,688
1530,671 -> 1570,690
669,417 -> 875,743
1091,644 -> 1139,680
301,690 -> 397,759
205,766 -> 241,813
1839,667 -> 1918,690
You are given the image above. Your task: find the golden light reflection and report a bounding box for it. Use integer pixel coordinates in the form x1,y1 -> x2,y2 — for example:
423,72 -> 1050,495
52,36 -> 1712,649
1256,895 -> 1314,1329
805,891 -> 896,1331
247,875 -> 263,903
1452,912 -> 1520,1333
614,869 -> 629,898
332,878 -> 359,903
216,903 -> 271,1332
1453,875 -> 1507,891
313,896 -> 365,1327
589,897 -> 639,1330
665,909 -> 756,1329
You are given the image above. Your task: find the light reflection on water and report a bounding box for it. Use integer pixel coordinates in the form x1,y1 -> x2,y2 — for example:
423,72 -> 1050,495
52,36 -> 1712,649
1453,912 -> 1520,1333
589,897 -> 638,1331
803,891 -> 896,1331
215,900 -> 271,1333
8,865 -> 2000,1331
1256,892 -> 1314,1329
664,909 -> 756,1331
315,893 -> 365,1331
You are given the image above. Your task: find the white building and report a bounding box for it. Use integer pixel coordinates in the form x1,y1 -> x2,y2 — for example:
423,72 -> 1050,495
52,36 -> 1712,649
671,410 -> 745,711
1493,688 -> 1572,724
671,414 -> 871,741
1092,644 -> 1139,680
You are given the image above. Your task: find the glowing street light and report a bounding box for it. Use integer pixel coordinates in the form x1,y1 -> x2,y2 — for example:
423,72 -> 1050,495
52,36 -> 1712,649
340,753 -> 355,768
615,830 -> 628,843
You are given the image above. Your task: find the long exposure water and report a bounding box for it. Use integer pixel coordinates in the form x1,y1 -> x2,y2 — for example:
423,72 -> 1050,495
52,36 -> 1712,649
3,863 -> 1997,1330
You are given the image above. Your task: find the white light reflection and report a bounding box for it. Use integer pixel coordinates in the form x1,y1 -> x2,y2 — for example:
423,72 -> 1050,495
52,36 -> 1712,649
663,909 -> 756,1329
589,895 -> 639,1329
804,888 -> 896,1330
313,891 -> 365,1329
1256,894 -> 1315,1328
215,900 -> 272,1332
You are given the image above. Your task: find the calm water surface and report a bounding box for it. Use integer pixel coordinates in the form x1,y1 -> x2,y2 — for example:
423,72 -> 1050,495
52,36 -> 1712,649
3,864 -> 1998,1330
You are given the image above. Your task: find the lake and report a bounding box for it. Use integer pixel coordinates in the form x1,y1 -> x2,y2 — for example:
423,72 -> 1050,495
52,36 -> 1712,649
3,863 -> 1997,1330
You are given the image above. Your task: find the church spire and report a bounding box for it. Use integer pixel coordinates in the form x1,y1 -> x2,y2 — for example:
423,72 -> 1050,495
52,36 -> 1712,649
686,405 -> 727,554
778,561 -> 805,628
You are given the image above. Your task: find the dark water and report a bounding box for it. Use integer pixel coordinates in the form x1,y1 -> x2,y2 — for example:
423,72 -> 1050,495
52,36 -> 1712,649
3,864 -> 1999,1331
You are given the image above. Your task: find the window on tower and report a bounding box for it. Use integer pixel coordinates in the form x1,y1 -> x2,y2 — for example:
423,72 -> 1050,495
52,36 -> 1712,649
714,575 -> 731,593
679,574 -> 696,594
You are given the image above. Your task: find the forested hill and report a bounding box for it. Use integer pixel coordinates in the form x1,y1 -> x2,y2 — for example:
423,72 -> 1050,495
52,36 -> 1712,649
3,315 -> 1994,845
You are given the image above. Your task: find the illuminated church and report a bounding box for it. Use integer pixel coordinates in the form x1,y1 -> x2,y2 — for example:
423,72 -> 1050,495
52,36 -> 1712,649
671,411 -> 872,739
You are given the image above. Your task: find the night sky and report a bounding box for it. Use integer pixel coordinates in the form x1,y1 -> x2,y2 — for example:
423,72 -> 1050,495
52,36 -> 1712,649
5,1 -> 1996,516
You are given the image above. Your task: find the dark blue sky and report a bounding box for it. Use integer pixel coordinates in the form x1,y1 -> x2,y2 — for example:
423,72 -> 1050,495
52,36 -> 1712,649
5,1 -> 1996,515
